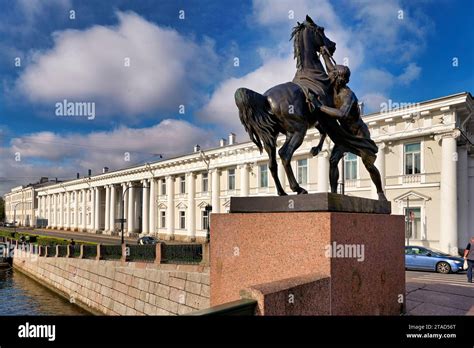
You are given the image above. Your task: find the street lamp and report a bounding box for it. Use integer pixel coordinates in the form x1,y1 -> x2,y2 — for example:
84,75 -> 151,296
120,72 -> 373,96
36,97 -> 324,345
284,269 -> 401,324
119,184 -> 149,245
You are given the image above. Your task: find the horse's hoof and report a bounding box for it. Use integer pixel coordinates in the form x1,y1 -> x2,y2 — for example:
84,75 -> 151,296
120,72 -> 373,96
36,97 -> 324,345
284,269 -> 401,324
297,188 -> 308,194
378,193 -> 388,201
278,191 -> 288,196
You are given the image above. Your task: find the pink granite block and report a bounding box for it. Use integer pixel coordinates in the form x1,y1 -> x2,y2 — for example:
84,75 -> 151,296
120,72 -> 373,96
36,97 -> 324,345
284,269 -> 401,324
210,211 -> 405,315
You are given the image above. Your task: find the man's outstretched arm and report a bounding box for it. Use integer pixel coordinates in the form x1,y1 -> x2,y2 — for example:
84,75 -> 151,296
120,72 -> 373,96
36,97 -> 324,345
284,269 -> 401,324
320,46 -> 336,73
318,93 -> 355,119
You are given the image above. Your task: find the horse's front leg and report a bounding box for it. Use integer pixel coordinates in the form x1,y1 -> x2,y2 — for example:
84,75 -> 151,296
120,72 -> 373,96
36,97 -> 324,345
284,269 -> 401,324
311,131 -> 326,157
278,131 -> 307,194
264,143 -> 287,196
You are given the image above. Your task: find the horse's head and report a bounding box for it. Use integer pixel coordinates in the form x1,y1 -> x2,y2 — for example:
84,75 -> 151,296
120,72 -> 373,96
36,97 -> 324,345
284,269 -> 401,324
304,15 -> 336,55
292,15 -> 336,59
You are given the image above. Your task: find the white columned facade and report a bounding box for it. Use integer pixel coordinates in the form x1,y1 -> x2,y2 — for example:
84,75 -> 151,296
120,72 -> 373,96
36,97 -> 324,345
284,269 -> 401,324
94,188 -> 100,231
47,195 -> 51,227
122,184 -> 128,232
439,132 -> 459,253
239,164 -> 249,196
166,176 -> 175,238
53,194 -> 57,228
187,172 -> 196,240
65,192 -> 70,230
104,185 -> 110,232
127,183 -> 135,233
74,191 -> 79,231
141,181 -> 149,234
110,185 -> 116,234
372,142 -> 386,199
457,144 -> 469,248
317,151 -> 329,192
211,169 -> 220,213
59,193 -> 63,228
81,190 -> 87,231
149,178 -> 156,235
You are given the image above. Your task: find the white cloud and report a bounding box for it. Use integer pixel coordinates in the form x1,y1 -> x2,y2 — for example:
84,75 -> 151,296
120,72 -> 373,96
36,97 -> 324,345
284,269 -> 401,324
16,11 -> 218,118
359,93 -> 389,114
198,56 -> 295,135
1,119 -> 214,195
397,63 -> 421,85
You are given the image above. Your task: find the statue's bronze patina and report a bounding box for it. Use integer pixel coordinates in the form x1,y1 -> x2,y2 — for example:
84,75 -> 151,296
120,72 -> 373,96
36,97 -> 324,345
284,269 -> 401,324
235,15 -> 386,200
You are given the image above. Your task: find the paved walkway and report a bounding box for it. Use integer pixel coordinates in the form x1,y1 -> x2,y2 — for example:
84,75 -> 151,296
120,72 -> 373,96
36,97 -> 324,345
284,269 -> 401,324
406,270 -> 474,315
3,227 -> 138,245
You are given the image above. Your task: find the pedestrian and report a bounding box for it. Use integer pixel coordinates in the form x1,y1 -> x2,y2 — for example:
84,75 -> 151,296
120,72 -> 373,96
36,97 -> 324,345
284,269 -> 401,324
70,238 -> 76,246
463,236 -> 474,283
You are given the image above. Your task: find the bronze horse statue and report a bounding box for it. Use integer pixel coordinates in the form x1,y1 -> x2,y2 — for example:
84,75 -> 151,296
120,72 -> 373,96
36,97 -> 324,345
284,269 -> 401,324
235,15 -> 336,196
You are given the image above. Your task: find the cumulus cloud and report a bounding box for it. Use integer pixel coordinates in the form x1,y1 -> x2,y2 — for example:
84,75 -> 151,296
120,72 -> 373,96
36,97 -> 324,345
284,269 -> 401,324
1,119 -> 214,195
16,11 -> 218,118
198,56 -> 295,135
397,62 -> 421,85
358,62 -> 421,112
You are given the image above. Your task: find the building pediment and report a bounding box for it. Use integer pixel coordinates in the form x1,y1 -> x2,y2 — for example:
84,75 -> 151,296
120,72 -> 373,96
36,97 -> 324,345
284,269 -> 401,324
393,190 -> 431,202
176,202 -> 187,209
197,201 -> 209,208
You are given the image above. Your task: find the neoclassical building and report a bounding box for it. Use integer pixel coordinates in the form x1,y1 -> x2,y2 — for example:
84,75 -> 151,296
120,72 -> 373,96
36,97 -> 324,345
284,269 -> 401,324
4,92 -> 474,253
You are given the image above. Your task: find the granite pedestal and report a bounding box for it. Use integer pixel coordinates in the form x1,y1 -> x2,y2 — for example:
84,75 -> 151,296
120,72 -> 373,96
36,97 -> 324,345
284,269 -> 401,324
210,193 -> 405,315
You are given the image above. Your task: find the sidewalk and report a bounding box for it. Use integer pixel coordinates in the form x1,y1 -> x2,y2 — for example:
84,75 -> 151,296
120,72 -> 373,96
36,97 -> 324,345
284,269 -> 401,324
406,277 -> 474,315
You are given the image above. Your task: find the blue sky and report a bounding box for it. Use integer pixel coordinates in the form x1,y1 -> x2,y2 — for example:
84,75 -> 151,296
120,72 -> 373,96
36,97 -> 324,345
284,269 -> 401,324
0,0 -> 473,193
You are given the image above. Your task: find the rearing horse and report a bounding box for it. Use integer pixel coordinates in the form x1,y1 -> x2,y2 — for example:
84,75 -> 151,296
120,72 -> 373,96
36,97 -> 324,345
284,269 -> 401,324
235,15 -> 336,195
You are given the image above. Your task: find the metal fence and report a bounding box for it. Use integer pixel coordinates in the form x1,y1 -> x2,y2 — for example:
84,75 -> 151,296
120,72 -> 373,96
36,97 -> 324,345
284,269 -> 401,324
82,245 -> 97,259
69,245 -> 81,258
161,243 -> 203,264
99,245 -> 122,260
127,245 -> 156,262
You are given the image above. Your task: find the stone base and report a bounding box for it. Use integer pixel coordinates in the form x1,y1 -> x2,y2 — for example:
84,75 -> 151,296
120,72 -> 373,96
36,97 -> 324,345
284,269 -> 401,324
230,192 -> 391,214
210,210 -> 405,315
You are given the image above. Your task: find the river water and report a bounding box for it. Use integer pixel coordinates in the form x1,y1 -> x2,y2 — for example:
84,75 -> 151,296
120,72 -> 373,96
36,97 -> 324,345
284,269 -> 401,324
0,268 -> 89,315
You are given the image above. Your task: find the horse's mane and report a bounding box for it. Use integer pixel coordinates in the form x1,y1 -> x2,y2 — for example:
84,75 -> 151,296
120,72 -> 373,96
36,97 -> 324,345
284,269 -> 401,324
290,23 -> 307,70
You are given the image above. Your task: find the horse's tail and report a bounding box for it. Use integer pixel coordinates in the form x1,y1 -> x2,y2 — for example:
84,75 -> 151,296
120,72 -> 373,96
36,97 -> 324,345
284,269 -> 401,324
234,88 -> 276,154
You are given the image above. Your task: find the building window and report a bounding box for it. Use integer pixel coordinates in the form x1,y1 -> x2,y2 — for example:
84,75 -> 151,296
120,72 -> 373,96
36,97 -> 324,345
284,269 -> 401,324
404,143 -> 421,175
202,210 -> 209,230
259,164 -> 268,187
161,179 -> 166,195
180,176 -> 186,194
297,159 -> 308,184
160,211 -> 166,228
228,168 -> 236,190
344,153 -> 358,180
179,211 -> 186,229
404,207 -> 421,240
202,173 -> 208,192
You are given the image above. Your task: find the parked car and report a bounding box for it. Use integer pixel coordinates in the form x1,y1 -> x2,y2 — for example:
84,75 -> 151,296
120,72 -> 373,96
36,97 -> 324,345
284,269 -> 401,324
137,236 -> 158,245
4,222 -> 15,227
405,246 -> 464,273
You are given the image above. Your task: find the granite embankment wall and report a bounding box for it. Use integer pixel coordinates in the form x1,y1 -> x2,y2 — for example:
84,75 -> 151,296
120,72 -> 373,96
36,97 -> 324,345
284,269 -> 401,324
13,250 -> 210,315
